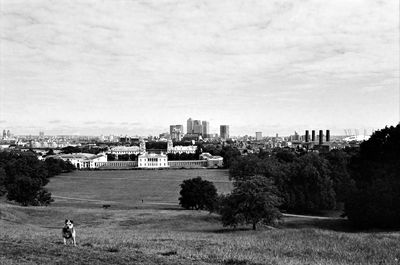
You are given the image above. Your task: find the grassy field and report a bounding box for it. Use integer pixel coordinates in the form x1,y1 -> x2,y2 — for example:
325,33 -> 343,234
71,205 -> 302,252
1,169 -> 400,265
45,169 -> 232,209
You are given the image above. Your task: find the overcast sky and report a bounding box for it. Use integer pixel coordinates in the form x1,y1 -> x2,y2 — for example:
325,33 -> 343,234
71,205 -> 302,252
0,0 -> 399,136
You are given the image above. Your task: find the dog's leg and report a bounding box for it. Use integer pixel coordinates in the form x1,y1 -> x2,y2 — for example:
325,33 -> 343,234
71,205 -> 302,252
63,238 -> 66,245
73,236 -> 76,246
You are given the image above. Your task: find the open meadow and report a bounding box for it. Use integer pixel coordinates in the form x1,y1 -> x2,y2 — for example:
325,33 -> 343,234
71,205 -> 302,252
1,169 -> 399,265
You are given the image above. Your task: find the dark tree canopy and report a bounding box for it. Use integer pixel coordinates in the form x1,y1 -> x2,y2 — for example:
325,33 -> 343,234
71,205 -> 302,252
219,176 -> 282,230
220,146 -> 241,168
179,177 -> 218,211
286,153 -> 336,213
345,124 -> 400,228
0,151 -> 73,206
229,152 -> 336,214
0,168 -> 6,196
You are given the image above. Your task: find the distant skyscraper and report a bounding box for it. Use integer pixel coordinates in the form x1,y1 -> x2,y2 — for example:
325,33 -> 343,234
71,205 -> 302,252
294,131 -> 299,141
6,130 -> 10,138
2,130 -> 6,139
220,125 -> 229,140
170,125 -> 184,141
193,120 -> 202,135
39,131 -> 44,138
187,118 -> 193,134
256,132 -> 262,141
202,121 -> 209,137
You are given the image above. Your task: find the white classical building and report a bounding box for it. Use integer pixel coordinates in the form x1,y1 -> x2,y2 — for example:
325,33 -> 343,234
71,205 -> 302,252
109,146 -> 141,155
166,140 -> 197,154
138,152 -> 169,168
108,140 -> 146,156
199,152 -> 224,168
47,153 -> 108,169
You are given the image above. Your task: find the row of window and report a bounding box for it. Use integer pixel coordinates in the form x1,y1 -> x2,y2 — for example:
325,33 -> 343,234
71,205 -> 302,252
139,163 -> 168,167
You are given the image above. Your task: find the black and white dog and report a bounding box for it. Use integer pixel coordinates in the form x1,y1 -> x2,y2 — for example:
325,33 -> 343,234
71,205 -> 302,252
62,219 -> 76,246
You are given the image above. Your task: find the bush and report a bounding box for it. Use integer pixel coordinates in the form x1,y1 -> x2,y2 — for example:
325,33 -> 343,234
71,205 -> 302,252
179,177 -> 218,211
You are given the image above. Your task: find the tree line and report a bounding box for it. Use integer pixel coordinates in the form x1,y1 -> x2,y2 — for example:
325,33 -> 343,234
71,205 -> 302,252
179,125 -> 400,229
0,151 -> 75,206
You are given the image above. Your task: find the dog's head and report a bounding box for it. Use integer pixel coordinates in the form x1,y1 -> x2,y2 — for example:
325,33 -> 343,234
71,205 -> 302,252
65,219 -> 74,229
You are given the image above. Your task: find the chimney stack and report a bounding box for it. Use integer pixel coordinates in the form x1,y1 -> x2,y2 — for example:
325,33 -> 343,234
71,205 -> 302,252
326,130 -> 330,142
312,130 -> 315,142
305,130 -> 309,142
319,130 -> 323,145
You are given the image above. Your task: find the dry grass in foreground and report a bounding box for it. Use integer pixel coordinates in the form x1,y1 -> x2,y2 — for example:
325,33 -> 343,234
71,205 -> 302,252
1,202 -> 400,265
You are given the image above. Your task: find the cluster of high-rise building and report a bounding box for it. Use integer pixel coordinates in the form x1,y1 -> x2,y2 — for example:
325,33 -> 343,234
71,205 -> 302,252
168,118 -> 229,141
186,118 -> 210,137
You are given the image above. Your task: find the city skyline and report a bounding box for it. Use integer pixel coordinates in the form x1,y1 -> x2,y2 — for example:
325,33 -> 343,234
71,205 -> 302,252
1,0 -> 399,136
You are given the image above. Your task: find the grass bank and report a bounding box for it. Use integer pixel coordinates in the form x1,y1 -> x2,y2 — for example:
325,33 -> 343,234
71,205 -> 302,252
1,202 -> 399,265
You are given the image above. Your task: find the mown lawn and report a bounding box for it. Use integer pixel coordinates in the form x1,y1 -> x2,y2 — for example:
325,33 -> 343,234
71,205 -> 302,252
45,169 -> 232,209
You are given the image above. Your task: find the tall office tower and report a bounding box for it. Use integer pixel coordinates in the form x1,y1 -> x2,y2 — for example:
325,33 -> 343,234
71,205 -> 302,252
326,130 -> 330,142
319,130 -> 323,145
6,130 -> 10,138
2,130 -> 6,138
202,121 -> 209,137
256,132 -> 262,141
311,130 -> 316,142
305,130 -> 309,142
220,125 -> 230,140
187,118 -> 193,134
193,120 -> 202,135
39,131 -> 44,138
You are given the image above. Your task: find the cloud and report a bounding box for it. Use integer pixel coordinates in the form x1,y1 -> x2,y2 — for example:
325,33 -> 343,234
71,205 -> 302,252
0,0 -> 398,135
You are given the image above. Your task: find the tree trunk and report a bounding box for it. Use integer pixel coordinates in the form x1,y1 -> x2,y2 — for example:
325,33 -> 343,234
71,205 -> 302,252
252,222 -> 257,230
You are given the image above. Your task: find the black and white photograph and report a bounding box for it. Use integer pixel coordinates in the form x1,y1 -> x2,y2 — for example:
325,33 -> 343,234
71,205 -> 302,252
0,0 -> 399,264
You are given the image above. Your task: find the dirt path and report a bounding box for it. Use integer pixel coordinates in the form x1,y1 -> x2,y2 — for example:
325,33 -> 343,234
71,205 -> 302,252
52,195 -> 117,203
283,213 -> 344,220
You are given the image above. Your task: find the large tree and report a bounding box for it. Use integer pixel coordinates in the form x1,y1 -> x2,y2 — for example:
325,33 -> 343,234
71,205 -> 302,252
219,176 -> 282,230
0,151 -> 70,206
345,124 -> 400,228
284,153 -> 336,213
179,177 -> 218,211
228,152 -> 336,214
